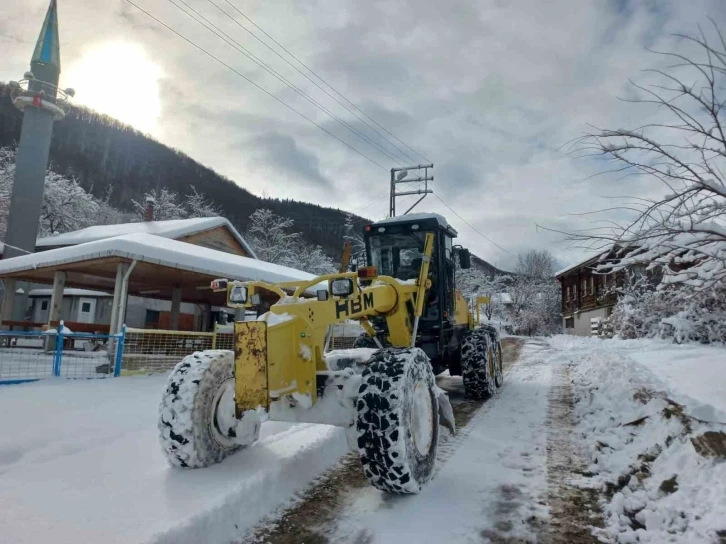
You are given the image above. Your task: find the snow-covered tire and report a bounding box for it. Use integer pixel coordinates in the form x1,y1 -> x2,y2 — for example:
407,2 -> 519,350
493,339 -> 504,387
356,347 -> 439,494
158,350 -> 241,468
461,328 -> 495,399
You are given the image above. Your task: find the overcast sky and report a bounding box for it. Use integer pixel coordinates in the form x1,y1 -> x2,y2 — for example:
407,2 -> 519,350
2,0 -> 725,270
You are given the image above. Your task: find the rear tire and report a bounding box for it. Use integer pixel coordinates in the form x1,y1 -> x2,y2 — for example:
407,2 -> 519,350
353,333 -> 378,349
356,347 -> 439,494
461,328 -> 495,399
158,350 -> 242,468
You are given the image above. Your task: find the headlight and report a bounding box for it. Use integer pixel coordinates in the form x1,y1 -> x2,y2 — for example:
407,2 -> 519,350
229,286 -> 247,304
330,278 -> 354,297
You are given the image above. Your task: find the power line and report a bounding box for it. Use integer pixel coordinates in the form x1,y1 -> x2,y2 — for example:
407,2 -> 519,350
431,192 -> 515,256
220,0 -> 431,164
208,0 -> 415,165
123,0 -> 388,171
167,0 -> 405,165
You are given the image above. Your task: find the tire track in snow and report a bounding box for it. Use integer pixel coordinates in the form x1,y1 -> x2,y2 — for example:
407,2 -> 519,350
545,358 -> 604,543
239,338 -> 527,544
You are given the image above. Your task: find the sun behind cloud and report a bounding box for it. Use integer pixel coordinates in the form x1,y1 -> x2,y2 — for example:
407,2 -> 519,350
64,42 -> 163,136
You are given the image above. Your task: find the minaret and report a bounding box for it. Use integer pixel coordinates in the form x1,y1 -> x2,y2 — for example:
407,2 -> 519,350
2,0 -> 72,323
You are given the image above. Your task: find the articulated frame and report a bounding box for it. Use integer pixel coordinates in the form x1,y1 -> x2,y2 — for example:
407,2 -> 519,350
218,233 -> 435,423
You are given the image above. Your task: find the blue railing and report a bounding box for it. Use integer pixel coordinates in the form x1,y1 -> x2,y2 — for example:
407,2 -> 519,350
0,322 -> 126,384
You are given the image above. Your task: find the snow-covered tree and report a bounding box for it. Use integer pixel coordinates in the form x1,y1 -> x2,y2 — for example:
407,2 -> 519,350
0,147 -> 15,240
245,208 -> 336,275
568,25 -> 726,291
343,213 -> 366,255
131,186 -> 219,221
40,172 -> 100,235
286,242 -> 337,276
0,146 -> 124,239
186,186 -> 221,218
132,188 -> 186,221
245,208 -> 301,265
508,250 -> 561,336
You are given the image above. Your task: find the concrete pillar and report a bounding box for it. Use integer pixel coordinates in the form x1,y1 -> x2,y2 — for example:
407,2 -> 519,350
48,271 -> 66,327
170,286 -> 182,330
0,279 -> 16,333
108,263 -> 128,336
44,271 -> 65,352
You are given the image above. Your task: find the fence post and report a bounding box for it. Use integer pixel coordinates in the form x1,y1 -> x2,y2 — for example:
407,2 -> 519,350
53,321 -> 64,377
113,325 -> 126,377
212,323 -> 218,350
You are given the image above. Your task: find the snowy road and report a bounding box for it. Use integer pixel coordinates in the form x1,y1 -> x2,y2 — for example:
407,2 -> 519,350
244,338 -> 593,544
2,337 -> 723,543
326,339 -> 554,543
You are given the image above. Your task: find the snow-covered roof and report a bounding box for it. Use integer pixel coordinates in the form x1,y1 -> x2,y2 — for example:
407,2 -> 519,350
555,251 -> 609,278
28,288 -> 112,298
373,213 -> 451,229
492,292 -> 513,304
0,233 -> 319,290
35,217 -> 258,259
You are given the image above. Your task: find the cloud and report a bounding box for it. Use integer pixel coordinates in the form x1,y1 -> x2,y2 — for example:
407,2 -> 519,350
2,0 -> 725,270
242,132 -> 332,190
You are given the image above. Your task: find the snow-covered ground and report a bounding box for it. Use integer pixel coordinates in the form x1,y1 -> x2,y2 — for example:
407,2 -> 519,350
1,337 -> 723,543
549,335 -> 726,543
0,376 -> 349,544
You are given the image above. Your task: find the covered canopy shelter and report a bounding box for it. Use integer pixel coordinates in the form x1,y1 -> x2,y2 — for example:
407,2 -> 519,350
0,233 -> 317,334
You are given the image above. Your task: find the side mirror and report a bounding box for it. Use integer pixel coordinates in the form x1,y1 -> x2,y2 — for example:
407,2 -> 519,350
459,248 -> 472,270
330,278 -> 355,297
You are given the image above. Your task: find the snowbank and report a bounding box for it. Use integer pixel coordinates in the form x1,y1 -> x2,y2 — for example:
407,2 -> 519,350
549,337 -> 726,543
0,375 -> 349,544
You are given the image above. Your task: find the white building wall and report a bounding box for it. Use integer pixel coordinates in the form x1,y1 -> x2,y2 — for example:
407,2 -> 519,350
563,307 -> 611,337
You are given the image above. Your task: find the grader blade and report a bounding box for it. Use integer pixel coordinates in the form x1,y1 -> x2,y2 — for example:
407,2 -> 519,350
436,387 -> 456,435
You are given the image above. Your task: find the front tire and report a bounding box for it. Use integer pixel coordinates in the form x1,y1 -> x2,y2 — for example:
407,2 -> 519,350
494,341 -> 504,388
461,328 -> 495,399
158,350 -> 242,468
356,348 -> 439,494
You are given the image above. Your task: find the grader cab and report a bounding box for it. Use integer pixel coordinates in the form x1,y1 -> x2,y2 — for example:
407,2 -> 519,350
158,213 -> 503,494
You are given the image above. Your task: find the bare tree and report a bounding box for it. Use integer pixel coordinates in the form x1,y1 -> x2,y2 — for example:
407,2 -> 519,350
567,23 -> 726,290
509,250 -> 561,335
515,250 -> 555,279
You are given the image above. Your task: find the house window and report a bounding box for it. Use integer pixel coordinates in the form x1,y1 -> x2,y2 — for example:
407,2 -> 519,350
41,300 -> 49,311
565,286 -> 570,300
565,317 -> 574,329
81,302 -> 92,313
145,310 -> 161,329
590,276 -> 595,294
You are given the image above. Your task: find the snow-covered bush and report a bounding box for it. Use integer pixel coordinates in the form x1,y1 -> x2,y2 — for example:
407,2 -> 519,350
610,271 -> 726,344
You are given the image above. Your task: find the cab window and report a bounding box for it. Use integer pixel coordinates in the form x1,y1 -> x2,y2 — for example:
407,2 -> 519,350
369,231 -> 432,281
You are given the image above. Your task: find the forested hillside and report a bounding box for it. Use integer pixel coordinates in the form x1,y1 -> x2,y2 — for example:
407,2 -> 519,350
0,82 -> 368,256
0,82 -> 504,274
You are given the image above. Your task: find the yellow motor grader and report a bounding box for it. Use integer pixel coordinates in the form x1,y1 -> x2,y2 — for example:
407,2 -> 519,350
158,213 -> 503,494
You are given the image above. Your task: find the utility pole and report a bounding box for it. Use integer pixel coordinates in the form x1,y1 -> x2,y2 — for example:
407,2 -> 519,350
389,164 -> 433,217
